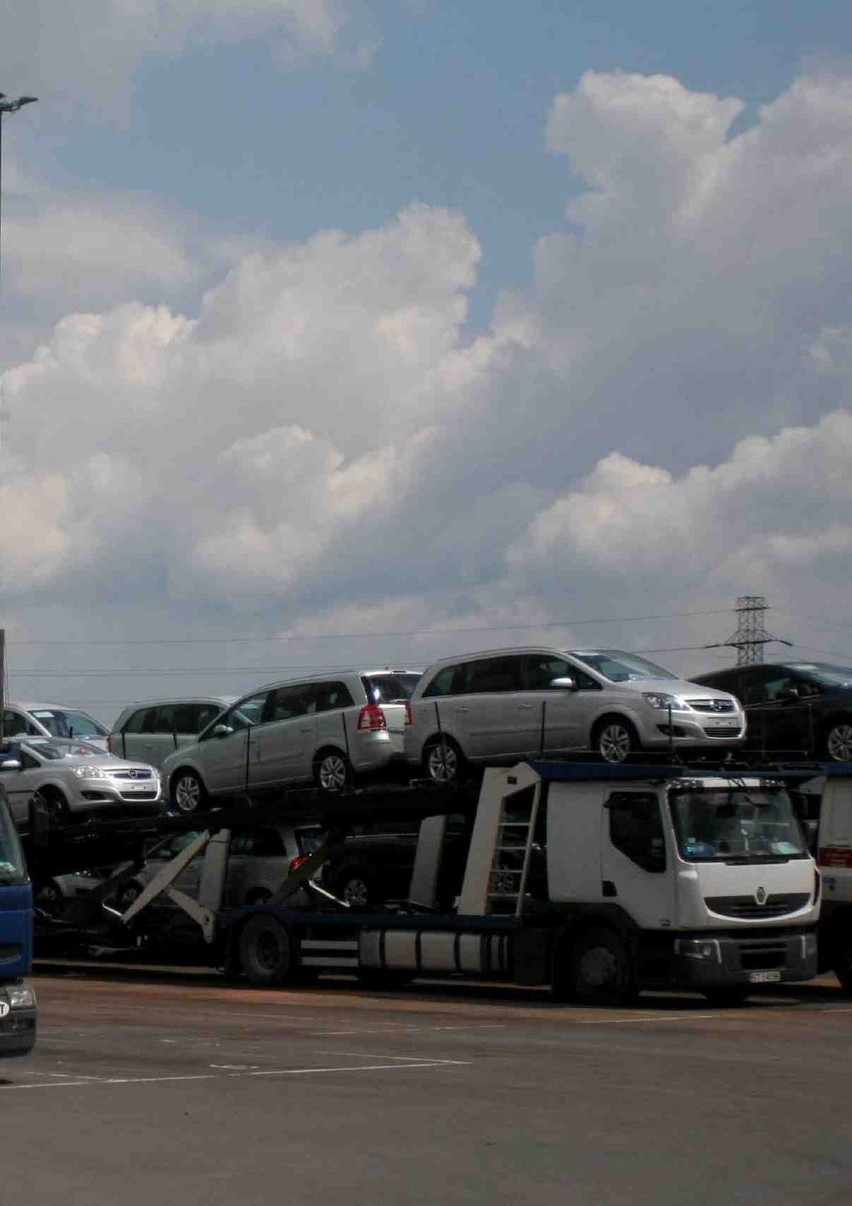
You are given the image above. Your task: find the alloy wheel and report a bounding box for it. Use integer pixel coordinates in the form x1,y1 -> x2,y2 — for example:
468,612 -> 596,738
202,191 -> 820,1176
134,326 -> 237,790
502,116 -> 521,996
426,740 -> 459,782
318,753 -> 350,791
173,774 -> 202,813
598,724 -> 633,763
827,724 -> 852,762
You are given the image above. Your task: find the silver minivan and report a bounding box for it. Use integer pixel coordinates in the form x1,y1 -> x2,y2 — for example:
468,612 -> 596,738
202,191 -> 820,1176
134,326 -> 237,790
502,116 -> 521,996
160,669 -> 422,812
109,697 -> 234,768
1,702 -> 109,749
404,647 -> 746,778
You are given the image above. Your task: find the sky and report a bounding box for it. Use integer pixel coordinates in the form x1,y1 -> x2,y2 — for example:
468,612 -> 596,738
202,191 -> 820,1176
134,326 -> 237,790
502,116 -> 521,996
0,0 -> 851,722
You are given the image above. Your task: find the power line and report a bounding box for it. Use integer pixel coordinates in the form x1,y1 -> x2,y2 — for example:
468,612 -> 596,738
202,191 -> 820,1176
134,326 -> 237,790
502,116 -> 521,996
2,607 -> 736,647
3,643 -> 728,679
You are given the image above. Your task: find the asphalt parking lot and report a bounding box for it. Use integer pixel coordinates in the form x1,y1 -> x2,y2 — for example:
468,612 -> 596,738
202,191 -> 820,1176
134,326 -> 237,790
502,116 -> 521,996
7,969 -> 852,1206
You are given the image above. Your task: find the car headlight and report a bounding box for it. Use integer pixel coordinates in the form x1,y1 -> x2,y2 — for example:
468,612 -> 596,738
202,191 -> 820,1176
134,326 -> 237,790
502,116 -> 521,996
7,984 -> 36,1009
642,692 -> 685,711
71,765 -> 108,780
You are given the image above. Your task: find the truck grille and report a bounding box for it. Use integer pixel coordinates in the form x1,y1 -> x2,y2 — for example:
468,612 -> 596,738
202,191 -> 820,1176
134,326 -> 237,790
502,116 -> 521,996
705,893 -> 810,919
739,943 -> 788,971
687,699 -> 736,713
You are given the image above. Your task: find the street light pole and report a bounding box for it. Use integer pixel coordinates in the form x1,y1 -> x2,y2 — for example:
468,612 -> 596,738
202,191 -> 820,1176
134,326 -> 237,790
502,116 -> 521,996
0,93 -> 38,280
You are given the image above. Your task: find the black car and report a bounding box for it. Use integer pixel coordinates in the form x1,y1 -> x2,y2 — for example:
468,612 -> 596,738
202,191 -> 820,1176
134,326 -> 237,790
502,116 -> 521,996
691,661 -> 852,761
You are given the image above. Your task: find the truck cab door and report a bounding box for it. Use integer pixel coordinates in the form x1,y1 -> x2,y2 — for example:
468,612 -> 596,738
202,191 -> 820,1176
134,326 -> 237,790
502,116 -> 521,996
600,791 -> 676,931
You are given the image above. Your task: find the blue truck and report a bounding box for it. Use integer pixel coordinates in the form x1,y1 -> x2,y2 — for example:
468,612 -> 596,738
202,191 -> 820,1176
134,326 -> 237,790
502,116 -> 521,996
0,789 -> 37,1056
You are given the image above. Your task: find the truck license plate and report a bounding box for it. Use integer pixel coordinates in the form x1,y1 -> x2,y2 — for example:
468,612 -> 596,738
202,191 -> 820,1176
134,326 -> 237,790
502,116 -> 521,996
748,970 -> 782,983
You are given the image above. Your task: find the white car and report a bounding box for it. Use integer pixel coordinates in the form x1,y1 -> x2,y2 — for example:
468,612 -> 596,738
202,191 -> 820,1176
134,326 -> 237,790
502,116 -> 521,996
404,647 -> 746,779
0,738 -> 164,828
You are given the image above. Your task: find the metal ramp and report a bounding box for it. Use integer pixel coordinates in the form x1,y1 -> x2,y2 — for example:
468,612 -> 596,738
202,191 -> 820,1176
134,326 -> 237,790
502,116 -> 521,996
457,764 -> 542,917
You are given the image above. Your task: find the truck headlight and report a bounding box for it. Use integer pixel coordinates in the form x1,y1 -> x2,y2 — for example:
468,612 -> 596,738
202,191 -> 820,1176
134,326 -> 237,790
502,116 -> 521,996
7,984 -> 36,1009
676,938 -> 721,962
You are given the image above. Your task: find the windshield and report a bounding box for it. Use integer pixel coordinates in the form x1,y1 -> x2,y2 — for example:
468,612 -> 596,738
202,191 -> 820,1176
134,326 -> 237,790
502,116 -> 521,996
362,673 -> 422,703
669,787 -> 807,862
786,663 -> 852,689
23,739 -> 101,761
0,801 -> 28,885
30,709 -> 107,738
569,650 -> 677,682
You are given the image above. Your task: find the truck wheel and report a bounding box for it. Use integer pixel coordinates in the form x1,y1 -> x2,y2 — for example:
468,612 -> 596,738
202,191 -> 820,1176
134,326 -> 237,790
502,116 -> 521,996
238,915 -> 296,986
567,927 -> 638,1006
701,986 -> 750,1007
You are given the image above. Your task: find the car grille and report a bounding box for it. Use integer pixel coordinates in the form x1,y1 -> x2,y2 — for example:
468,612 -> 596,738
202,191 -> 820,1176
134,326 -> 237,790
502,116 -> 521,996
117,789 -> 159,801
701,725 -> 742,738
687,699 -> 736,713
110,769 -> 154,780
704,893 -> 810,919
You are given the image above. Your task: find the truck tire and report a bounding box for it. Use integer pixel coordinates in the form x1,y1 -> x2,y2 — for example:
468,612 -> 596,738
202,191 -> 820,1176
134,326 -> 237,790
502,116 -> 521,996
566,927 -> 638,1006
238,915 -> 297,986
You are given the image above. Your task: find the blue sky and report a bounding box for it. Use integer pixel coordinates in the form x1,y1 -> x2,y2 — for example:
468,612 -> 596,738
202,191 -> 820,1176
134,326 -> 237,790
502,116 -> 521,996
1,0 -> 851,717
22,0 -> 852,322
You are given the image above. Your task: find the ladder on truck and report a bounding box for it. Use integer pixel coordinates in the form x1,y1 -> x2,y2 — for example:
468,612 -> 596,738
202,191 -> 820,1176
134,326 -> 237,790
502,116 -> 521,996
457,763 -> 542,917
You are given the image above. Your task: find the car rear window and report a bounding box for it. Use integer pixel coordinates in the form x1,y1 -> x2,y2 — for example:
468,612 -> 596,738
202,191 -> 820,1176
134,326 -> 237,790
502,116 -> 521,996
362,674 -> 422,704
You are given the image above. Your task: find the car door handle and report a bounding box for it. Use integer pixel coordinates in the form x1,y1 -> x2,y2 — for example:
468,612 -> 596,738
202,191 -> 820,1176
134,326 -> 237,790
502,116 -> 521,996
299,726 -> 312,733
517,704 -> 534,710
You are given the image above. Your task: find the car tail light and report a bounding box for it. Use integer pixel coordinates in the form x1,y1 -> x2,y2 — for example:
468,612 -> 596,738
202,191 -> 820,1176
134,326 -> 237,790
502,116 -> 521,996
357,703 -> 387,731
289,854 -> 310,874
404,701 -> 412,726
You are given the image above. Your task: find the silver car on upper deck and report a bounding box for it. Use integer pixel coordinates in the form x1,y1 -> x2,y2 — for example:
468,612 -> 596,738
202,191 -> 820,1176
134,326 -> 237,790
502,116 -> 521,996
0,738 -> 164,829
404,647 -> 746,779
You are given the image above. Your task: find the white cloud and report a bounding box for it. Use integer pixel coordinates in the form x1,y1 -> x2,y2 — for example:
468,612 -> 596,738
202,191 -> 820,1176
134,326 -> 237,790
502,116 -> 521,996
0,1 -> 344,111
2,68 -> 852,715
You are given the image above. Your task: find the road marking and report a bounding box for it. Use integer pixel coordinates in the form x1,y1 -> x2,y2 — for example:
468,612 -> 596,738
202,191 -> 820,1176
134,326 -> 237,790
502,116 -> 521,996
0,1054 -> 469,1091
574,1013 -> 716,1024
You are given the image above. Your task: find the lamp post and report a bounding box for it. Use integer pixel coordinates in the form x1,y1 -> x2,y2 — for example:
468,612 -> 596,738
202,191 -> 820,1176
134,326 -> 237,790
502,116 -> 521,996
0,93 -> 38,280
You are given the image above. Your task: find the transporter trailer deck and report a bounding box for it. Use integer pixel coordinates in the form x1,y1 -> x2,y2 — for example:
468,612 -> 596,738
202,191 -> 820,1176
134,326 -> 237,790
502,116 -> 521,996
29,758 -> 851,1005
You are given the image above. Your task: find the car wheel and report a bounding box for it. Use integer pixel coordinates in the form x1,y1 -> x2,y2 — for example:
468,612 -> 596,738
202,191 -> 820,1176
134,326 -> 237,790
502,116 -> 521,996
238,915 -> 296,986
113,881 -> 142,912
337,873 -> 376,909
423,736 -> 465,784
170,769 -> 207,814
824,720 -> 852,762
566,927 -> 638,1006
31,789 -> 70,828
593,717 -> 639,764
701,986 -> 750,1008
34,880 -> 65,916
314,749 -> 352,793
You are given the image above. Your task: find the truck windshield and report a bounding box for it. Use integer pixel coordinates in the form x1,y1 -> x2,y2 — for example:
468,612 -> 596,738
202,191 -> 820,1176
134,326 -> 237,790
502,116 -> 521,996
0,801 -> 28,885
669,787 -> 807,862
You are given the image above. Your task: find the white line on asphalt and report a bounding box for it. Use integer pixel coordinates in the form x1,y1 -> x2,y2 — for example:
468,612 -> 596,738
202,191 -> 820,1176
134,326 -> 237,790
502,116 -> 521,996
0,1056 -> 469,1090
574,1013 -> 716,1024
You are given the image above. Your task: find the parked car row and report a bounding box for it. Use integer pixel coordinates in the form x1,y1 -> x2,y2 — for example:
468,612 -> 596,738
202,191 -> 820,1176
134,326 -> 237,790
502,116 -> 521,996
2,650 -> 851,823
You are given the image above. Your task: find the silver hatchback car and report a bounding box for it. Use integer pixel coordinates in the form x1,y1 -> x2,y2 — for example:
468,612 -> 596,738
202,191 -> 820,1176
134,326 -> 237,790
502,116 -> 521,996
404,647 -> 746,778
0,738 -> 164,828
160,669 -> 422,813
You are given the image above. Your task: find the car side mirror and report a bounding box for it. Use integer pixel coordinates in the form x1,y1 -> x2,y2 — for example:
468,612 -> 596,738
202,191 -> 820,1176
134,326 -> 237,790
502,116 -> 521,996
212,724 -> 234,738
0,759 -> 21,772
550,676 -> 577,691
